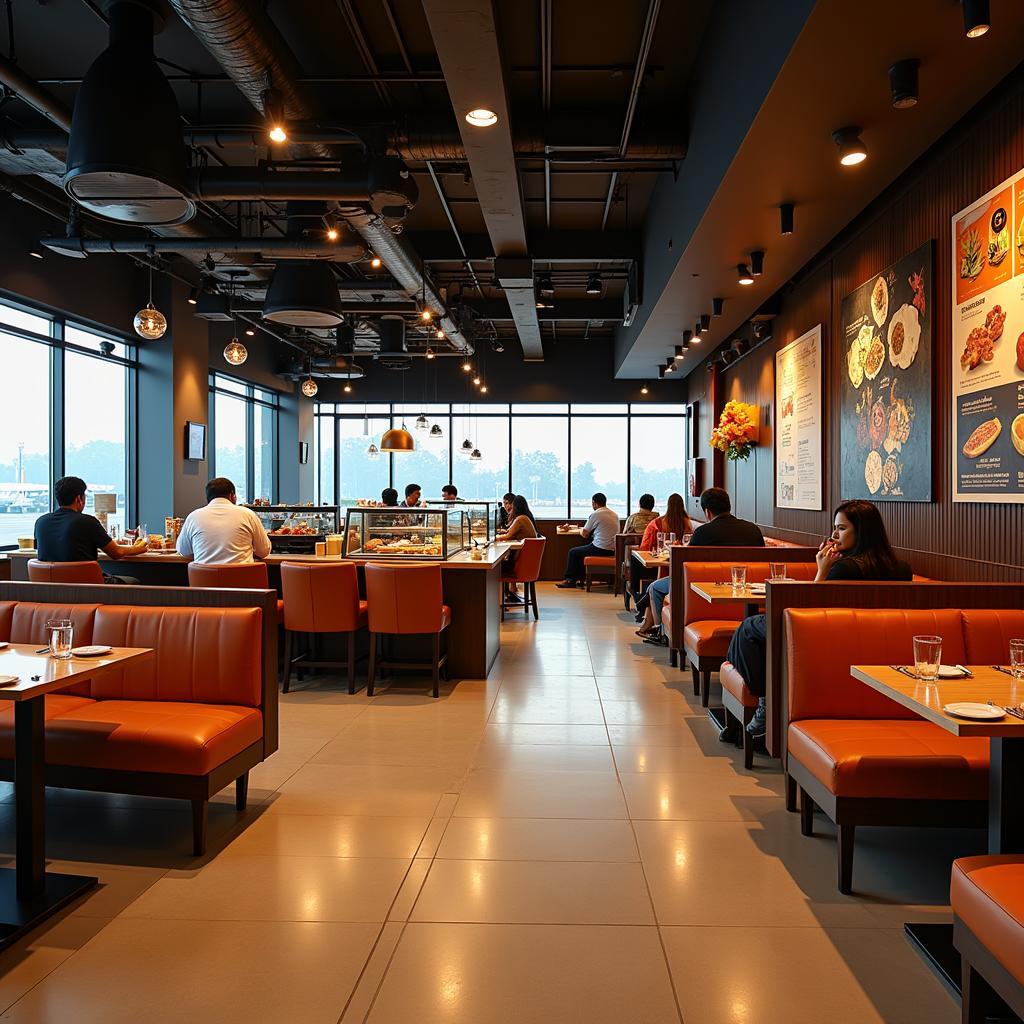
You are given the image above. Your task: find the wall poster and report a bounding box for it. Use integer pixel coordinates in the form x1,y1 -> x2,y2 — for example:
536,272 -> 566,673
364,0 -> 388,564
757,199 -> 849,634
840,241 -> 933,502
952,169 -> 1024,503
775,324 -> 822,510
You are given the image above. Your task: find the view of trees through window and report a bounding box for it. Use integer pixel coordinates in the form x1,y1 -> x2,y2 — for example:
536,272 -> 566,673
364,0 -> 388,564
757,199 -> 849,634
209,374 -> 279,504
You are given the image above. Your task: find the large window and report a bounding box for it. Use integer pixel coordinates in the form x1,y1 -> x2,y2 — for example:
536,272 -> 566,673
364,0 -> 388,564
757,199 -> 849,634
315,403 -> 687,519
0,301 -> 135,547
209,374 -> 279,504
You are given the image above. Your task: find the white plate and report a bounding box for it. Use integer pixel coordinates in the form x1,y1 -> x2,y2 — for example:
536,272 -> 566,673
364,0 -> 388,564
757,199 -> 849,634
0,642 -> 7,650
71,645 -> 112,657
937,665 -> 969,679
0,675 -> 18,687
943,702 -> 1005,720
747,583 -> 767,593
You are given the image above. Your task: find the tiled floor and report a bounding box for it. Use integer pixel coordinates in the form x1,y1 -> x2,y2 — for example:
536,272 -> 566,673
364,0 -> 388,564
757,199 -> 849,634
0,584 -> 979,1022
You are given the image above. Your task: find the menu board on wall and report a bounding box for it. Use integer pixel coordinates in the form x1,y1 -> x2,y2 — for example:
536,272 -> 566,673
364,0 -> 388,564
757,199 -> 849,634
839,241 -> 933,502
951,170 -> 1024,503
775,325 -> 822,510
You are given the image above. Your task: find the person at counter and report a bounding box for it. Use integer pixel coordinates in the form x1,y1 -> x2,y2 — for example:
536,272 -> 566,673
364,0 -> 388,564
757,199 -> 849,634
497,492 -> 515,531
403,484 -> 422,507
176,477 -> 271,564
556,492 -> 619,589
381,487 -> 399,506
688,487 -> 764,546
34,475 -> 148,583
624,493 -> 659,536
498,494 -> 539,603
441,484 -> 461,501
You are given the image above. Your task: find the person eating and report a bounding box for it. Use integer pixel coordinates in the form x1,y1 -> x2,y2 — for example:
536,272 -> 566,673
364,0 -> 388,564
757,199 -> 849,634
624,493 -> 659,536
402,483 -> 422,507
556,492 -> 619,589
176,477 -> 271,565
634,492 -> 693,637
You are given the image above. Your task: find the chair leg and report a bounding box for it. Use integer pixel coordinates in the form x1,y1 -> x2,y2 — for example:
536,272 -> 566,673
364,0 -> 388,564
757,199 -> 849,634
700,671 -> 711,708
282,630 -> 293,692
431,633 -> 440,698
623,588 -> 631,611
530,582 -> 539,620
585,571 -> 593,593
367,632 -> 377,696
743,727 -> 754,770
669,646 -> 677,667
235,772 -> 249,811
961,958 -> 999,1024
191,799 -> 208,856
798,787 -> 814,836
347,631 -> 356,695
690,663 -> 700,697
837,824 -> 855,895
785,773 -> 798,812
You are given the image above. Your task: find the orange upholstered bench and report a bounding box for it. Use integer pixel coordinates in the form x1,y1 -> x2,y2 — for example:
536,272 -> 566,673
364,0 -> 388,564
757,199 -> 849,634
952,856 -> 1024,1022
584,555 -> 615,591
720,660 -> 759,768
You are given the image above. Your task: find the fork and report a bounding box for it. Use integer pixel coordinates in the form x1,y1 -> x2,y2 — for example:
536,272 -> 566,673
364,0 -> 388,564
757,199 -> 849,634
992,666 -> 1016,677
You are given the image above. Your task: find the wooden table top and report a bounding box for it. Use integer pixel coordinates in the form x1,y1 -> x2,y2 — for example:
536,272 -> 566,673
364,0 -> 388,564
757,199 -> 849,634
852,665 -> 1024,738
0,644 -> 153,702
632,550 -> 670,568
554,527 -> 584,536
690,581 -> 767,604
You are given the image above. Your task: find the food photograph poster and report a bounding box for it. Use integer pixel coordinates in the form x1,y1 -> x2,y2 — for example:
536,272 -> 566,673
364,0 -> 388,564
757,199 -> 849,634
775,324 -> 822,511
952,168 -> 1024,503
840,241 -> 933,502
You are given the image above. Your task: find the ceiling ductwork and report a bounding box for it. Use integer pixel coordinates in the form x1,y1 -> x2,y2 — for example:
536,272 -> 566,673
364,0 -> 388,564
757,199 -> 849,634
374,314 -> 411,369
64,1 -> 195,226
40,234 -> 367,262
263,260 -> 344,328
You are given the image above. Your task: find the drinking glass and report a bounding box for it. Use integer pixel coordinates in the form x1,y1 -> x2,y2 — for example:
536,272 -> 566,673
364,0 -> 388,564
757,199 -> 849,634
731,565 -> 747,594
682,533 -> 693,546
769,562 -> 787,581
1010,639 -> 1024,680
667,532 -> 676,546
136,523 -> 148,543
656,531 -> 665,554
46,618 -> 73,660
913,635 -> 942,681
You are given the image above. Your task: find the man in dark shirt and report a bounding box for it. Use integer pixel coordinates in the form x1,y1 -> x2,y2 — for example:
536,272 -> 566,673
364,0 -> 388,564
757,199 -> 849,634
34,476 -> 147,583
689,488 -> 765,547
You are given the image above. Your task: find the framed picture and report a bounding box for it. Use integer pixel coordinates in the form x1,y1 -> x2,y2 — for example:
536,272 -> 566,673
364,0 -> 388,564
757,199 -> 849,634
299,441 -> 309,465
687,457 -> 704,498
185,421 -> 207,461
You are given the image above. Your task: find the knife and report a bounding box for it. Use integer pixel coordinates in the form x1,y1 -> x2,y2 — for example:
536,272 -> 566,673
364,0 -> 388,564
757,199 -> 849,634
954,665 -> 974,678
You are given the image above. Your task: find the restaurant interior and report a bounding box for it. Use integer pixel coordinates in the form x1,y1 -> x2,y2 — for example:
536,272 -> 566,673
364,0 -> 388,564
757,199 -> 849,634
0,0 -> 1023,1020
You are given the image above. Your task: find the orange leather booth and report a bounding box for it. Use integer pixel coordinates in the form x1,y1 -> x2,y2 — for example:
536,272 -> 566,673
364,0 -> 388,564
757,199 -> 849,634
784,607 -> 1024,894
0,595 -> 275,856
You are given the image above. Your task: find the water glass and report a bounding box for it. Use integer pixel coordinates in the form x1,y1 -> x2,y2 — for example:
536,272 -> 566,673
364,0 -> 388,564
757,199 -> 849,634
1010,639 -> 1024,680
769,562 -> 787,581
656,531 -> 665,554
682,533 -> 693,546
136,523 -> 148,543
667,533 -> 676,546
913,635 -> 942,681
731,565 -> 747,594
46,618 -> 73,660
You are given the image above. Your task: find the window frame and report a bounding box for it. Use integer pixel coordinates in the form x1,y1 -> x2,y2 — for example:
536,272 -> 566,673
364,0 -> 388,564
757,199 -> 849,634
208,372 -> 280,503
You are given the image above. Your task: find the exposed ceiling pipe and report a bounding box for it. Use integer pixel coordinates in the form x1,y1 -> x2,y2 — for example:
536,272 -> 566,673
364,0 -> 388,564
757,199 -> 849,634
0,56 -> 73,131
166,0 -> 469,351
40,235 -> 367,261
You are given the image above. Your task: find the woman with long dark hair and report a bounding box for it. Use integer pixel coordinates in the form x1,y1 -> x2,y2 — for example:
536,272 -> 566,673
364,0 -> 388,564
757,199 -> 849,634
728,500 -> 911,747
640,492 -> 691,550
498,494 -> 539,602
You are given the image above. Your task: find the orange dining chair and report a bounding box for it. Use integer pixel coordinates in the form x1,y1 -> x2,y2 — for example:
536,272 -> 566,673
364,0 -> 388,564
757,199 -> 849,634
187,561 -> 284,624
279,561 -> 367,693
501,537 -> 546,620
363,562 -> 451,698
26,559 -> 105,584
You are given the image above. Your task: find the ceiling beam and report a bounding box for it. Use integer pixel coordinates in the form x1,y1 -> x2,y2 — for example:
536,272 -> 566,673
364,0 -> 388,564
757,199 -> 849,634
410,230 -> 641,263
421,0 -> 543,360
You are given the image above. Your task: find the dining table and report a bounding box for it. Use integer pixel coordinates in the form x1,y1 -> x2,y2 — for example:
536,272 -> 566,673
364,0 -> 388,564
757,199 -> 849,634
689,580 -> 766,620
0,642 -> 153,948
852,663 -> 1024,996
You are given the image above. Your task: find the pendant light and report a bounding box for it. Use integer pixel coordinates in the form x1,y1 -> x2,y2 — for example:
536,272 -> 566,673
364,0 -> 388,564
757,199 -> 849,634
134,259 -> 167,339
300,354 -> 318,398
415,414 -> 430,431
460,438 -> 474,456
470,448 -> 482,461
362,403 -> 370,436
380,368 -> 415,452
223,290 -> 247,365
367,442 -> 379,460
428,355 -> 444,441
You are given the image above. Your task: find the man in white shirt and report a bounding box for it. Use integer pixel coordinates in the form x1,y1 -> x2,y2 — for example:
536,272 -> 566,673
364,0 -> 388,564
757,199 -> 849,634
176,477 -> 272,564
556,492 -> 620,589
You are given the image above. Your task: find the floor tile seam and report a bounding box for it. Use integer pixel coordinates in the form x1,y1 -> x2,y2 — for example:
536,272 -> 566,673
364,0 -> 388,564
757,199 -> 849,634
405,917 -> 660,927
333,917 -> 401,1024
431,855 -> 642,863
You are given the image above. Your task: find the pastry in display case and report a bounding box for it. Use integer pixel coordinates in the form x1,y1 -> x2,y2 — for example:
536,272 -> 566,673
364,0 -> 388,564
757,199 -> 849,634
243,505 -> 340,553
342,507 -> 466,560
422,499 -> 496,545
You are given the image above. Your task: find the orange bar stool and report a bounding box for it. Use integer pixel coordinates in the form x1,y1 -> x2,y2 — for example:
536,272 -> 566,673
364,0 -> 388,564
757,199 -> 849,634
501,537 -> 545,620
279,561 -> 367,694
584,555 -> 616,591
27,559 -> 104,584
364,562 -> 451,698
187,561 -> 284,625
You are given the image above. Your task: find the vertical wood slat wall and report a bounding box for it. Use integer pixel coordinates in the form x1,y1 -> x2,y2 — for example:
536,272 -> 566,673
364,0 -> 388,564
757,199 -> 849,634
684,71 -> 1024,582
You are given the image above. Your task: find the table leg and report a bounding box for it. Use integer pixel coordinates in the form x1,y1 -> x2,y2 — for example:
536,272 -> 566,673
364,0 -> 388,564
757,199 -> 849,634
14,699 -> 44,899
988,737 -> 1024,855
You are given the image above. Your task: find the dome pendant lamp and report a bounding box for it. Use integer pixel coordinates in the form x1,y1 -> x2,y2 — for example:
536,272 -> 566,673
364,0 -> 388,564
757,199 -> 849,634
133,259 -> 167,339
381,424 -> 415,452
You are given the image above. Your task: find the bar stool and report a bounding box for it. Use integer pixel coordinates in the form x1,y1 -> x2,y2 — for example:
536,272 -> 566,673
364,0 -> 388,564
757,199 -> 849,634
279,561 -> 367,693
364,562 -> 451,698
27,559 -> 104,584
187,561 -> 284,624
501,537 -> 545,620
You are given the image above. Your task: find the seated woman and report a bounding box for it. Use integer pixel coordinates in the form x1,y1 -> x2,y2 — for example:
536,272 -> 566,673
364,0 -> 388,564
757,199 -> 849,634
634,493 -> 692,640
498,494 -> 538,603
496,492 -> 516,532
728,499 -> 912,747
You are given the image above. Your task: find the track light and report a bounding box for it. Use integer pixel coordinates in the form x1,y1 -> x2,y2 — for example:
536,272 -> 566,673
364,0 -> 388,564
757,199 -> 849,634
664,358 -> 675,374
585,273 -> 601,295
659,366 -> 672,380
832,126 -> 867,166
683,329 -> 693,345
749,251 -> 765,277
712,297 -> 724,317
700,313 -> 711,330
737,264 -> 754,286
889,59 -> 920,109
262,90 -> 288,144
187,286 -> 199,305
779,203 -> 794,236
694,320 -> 703,338
674,345 -> 686,359
962,0 -> 990,38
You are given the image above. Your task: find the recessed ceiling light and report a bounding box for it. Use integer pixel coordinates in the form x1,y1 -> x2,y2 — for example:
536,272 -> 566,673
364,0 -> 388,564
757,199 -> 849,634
832,126 -> 867,166
737,264 -> 754,286
466,108 -> 498,127
962,0 -> 990,38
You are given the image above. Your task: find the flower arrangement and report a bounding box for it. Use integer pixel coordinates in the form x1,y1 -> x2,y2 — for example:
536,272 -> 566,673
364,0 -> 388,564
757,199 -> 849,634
710,400 -> 759,461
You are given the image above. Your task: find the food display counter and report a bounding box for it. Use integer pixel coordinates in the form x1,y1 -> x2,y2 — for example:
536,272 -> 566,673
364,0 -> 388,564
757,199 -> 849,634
342,507 -> 465,559
421,500 -> 497,546
243,504 -> 339,554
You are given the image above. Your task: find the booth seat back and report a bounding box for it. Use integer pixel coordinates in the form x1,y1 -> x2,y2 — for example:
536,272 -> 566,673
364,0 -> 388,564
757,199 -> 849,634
90,605 -> 262,707
786,607 -> 966,722
0,603 -> 100,696
962,609 -> 1024,665
681,562 -> 817,624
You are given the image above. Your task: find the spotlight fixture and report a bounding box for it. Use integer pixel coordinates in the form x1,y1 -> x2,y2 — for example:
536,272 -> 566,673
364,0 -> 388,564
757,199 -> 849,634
712,297 -> 724,317
537,273 -> 555,297
962,0 -> 990,38
245,328 -> 255,337
326,225 -> 339,242
465,108 -> 498,127
370,255 -> 382,269
301,377 -> 318,398
659,366 -> 671,380
664,359 -> 675,374
889,59 -> 920,109
435,327 -> 445,340
700,313 -> 712,330
134,262 -> 167,340
674,345 -> 686,360
461,360 -> 472,372
749,251 -> 765,277
223,337 -> 248,366
779,203 -> 795,236
425,347 -> 435,359
262,89 -> 288,144
187,286 -> 198,305
736,264 -> 754,286
490,336 -> 505,353
694,320 -> 703,338
585,273 -> 601,295
343,382 -> 352,394
832,126 -> 867,166
640,383 -> 649,395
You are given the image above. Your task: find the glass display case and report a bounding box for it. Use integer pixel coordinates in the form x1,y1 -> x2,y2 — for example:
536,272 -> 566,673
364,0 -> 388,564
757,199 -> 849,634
422,500 -> 496,545
243,505 -> 339,553
343,507 -> 466,560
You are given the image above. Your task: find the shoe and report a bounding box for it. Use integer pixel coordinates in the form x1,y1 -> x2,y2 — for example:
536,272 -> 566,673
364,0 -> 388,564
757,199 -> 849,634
718,723 -> 740,744
745,698 -> 767,741
555,580 -> 577,589
642,632 -> 668,647
635,628 -> 655,638
506,593 -> 524,604
634,611 -> 645,624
